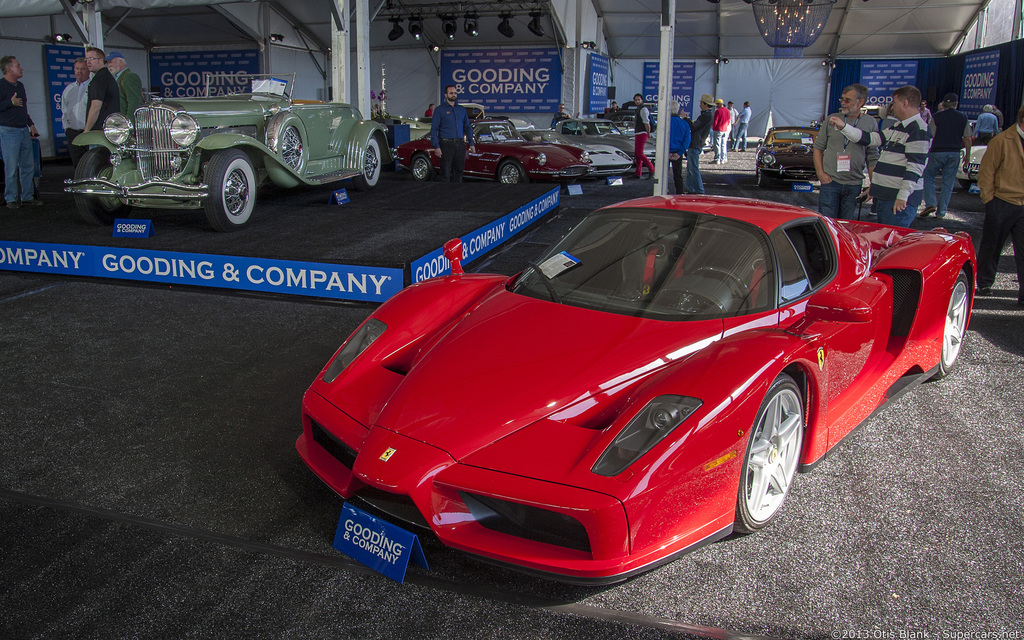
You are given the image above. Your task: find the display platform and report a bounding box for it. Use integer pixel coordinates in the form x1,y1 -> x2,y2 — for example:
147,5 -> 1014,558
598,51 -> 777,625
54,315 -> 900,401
0,163 -> 560,303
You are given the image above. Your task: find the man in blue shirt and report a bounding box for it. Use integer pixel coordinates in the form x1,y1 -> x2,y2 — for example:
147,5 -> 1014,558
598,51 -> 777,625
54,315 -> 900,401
732,101 -> 751,151
973,105 -> 999,145
668,101 -> 691,194
430,85 -> 475,182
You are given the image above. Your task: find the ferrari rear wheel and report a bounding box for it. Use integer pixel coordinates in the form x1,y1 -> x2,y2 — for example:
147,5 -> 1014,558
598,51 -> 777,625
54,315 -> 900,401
934,271 -> 970,380
410,152 -> 435,181
735,373 -> 804,533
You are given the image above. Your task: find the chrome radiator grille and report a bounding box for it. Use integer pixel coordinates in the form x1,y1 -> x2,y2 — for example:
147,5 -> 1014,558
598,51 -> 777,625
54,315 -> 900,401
134,107 -> 181,180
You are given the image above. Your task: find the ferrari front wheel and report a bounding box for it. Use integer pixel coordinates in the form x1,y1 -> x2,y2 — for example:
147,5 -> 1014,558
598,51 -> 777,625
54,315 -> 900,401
934,271 -> 970,380
735,373 -> 804,533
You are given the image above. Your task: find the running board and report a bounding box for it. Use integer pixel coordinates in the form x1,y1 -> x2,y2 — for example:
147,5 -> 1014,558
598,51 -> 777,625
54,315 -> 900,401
799,364 -> 939,473
308,169 -> 362,185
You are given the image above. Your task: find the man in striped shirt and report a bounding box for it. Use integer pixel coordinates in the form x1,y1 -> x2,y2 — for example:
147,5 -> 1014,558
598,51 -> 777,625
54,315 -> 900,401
829,85 -> 931,227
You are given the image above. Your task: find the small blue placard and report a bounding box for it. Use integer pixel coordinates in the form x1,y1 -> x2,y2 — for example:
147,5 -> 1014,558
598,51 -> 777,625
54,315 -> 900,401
606,176 -> 624,186
333,502 -> 428,583
112,219 -> 155,238
969,183 -> 980,194
566,184 -> 583,195
791,183 -> 814,192
331,189 -> 350,205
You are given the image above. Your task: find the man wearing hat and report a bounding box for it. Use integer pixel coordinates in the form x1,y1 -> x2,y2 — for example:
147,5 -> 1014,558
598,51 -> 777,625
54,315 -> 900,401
106,51 -> 142,120
684,94 -> 716,194
919,92 -> 971,218
711,98 -> 730,163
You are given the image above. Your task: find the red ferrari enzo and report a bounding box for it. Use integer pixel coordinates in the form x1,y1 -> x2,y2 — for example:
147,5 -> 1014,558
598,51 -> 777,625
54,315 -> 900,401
297,195 -> 974,583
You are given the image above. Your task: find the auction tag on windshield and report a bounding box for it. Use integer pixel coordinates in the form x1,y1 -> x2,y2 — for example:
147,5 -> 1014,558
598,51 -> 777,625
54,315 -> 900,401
836,154 -> 851,173
333,502 -> 428,584
538,251 -> 579,278
112,219 -> 154,238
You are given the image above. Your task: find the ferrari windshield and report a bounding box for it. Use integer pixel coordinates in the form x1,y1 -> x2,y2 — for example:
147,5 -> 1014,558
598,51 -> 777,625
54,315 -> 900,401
474,122 -> 524,143
512,208 -> 775,319
582,121 -> 622,135
523,130 -> 572,145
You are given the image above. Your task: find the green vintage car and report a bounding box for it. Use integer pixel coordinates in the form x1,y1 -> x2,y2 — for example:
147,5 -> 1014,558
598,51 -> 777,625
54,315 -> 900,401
65,76 -> 390,231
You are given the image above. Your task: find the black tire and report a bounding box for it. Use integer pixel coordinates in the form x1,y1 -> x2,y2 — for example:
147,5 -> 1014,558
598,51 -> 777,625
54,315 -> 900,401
735,373 -> 804,534
958,179 -> 973,190
351,137 -> 382,191
756,168 -> 771,188
497,158 -> 528,184
933,271 -> 970,380
73,147 -> 131,226
203,149 -> 256,232
410,152 -> 435,181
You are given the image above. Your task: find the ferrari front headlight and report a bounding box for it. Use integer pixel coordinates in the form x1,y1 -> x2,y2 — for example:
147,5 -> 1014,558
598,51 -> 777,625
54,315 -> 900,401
592,395 -> 702,477
170,114 -> 199,147
322,319 -> 386,383
103,113 -> 132,145
580,151 -> 590,163
535,152 -> 547,166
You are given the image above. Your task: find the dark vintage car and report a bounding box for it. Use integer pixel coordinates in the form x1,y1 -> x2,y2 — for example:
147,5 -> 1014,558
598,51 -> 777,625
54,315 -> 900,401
755,126 -> 820,187
396,119 -> 590,184
65,76 -> 390,231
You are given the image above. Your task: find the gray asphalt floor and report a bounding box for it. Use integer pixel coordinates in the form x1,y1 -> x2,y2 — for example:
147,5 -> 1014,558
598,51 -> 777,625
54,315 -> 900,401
2,152 -> 1022,639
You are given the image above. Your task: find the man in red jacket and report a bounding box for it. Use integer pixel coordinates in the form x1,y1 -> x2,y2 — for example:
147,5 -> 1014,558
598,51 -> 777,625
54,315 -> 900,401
711,98 -> 730,164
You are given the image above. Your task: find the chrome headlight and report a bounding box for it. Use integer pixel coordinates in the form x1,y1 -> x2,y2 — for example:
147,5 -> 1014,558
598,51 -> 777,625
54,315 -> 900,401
580,151 -> 591,163
103,113 -> 132,145
535,152 -> 547,166
322,319 -> 386,383
761,153 -> 776,166
170,114 -> 200,147
592,395 -> 702,477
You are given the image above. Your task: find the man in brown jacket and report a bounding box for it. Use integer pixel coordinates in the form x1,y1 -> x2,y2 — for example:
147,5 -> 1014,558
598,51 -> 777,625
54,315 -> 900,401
976,104 -> 1024,305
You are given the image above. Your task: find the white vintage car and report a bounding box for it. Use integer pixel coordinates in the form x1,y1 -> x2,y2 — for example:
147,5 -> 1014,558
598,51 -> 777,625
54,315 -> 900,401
957,145 -> 986,190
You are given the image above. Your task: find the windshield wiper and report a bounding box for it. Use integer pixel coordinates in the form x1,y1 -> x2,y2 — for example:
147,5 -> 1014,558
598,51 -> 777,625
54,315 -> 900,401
526,261 -> 563,304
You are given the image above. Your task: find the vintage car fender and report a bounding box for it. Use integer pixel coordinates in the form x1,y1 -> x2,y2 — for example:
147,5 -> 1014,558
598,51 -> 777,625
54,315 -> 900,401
196,132 -> 309,188
70,131 -> 116,151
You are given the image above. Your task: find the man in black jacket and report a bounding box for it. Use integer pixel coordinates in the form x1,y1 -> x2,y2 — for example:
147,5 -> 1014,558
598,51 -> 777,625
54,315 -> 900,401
684,94 -> 715,194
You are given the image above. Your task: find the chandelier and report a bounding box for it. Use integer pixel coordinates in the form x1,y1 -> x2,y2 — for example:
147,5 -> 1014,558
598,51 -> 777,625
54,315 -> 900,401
750,0 -> 837,58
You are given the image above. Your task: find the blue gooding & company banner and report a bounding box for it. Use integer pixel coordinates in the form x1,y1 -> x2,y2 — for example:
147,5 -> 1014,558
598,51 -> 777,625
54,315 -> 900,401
150,49 -> 260,99
587,52 -> 610,115
411,187 -> 560,283
959,51 -> 999,119
642,61 -> 695,114
860,60 -> 918,107
45,44 -> 85,158
441,48 -> 561,113
333,502 -> 428,584
0,241 -> 402,303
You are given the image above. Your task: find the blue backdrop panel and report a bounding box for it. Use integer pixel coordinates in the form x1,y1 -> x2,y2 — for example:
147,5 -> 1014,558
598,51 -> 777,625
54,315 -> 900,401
641,61 -> 695,113
960,51 -> 1000,118
45,44 -> 84,158
587,52 -> 610,115
441,49 -> 561,113
860,60 -> 918,107
150,50 -> 260,99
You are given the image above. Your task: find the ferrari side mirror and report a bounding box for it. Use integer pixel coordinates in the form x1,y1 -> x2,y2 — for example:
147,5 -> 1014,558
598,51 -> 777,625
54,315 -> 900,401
443,238 -> 465,275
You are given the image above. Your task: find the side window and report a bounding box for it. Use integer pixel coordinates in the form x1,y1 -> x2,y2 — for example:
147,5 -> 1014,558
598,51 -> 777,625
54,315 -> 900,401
785,222 -> 833,288
771,231 -> 810,302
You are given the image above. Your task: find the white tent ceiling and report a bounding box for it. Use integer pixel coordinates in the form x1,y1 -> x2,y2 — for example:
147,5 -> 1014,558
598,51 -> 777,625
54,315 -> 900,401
0,0 -> 994,59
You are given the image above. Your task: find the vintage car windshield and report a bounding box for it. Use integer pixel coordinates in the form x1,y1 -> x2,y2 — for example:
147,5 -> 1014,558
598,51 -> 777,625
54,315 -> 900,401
512,208 -> 775,319
582,121 -> 622,135
474,122 -> 524,142
524,130 -> 571,145
769,130 -> 816,144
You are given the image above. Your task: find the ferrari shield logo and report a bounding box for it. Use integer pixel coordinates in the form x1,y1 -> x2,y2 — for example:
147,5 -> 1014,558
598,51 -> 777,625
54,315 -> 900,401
379,447 -> 396,462
817,347 -> 825,371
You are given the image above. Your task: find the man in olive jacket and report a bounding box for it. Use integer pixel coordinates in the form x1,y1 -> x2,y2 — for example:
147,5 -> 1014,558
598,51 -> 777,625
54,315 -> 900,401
975,104 -> 1024,304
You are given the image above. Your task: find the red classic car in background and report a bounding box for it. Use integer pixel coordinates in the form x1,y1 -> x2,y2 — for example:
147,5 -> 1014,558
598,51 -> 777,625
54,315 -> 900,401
755,126 -> 820,187
395,120 -> 590,184
297,195 -> 974,583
